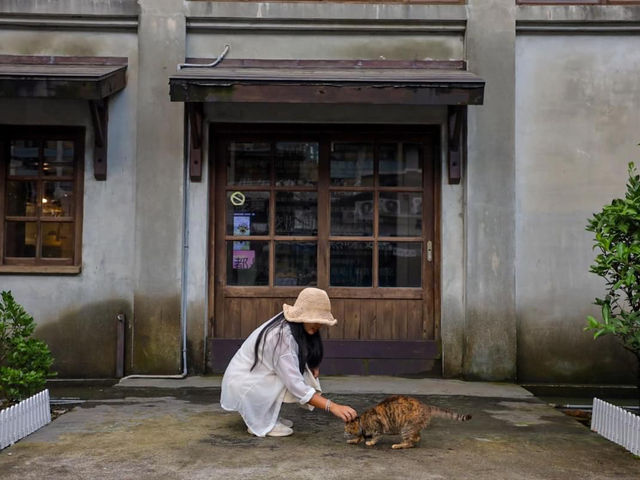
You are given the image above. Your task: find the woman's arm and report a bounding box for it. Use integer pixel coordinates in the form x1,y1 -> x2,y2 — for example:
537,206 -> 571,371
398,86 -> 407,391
308,393 -> 357,422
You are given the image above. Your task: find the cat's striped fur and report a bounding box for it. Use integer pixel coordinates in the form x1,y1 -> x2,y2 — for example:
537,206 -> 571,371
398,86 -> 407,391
345,395 -> 471,449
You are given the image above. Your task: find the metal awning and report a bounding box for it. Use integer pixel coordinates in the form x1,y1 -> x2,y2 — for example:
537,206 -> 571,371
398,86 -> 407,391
0,56 -> 129,180
169,59 -> 485,106
0,55 -> 127,99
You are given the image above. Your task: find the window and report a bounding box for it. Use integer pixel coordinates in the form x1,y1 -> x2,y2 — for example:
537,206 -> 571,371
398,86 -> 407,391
218,128 -> 432,291
0,126 -> 84,273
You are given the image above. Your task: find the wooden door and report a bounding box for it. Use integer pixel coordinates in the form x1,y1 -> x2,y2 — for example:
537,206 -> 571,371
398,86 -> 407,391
208,125 -> 440,375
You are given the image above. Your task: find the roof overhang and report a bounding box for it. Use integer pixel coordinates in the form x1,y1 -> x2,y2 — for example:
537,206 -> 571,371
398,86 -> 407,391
0,56 -> 128,181
169,59 -> 485,106
0,55 -> 127,100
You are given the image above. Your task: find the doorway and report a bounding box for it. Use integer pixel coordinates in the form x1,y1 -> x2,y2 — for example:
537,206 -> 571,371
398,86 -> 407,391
209,124 -> 441,374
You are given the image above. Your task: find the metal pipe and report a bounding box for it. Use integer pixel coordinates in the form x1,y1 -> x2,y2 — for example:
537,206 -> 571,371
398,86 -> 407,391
177,44 -> 229,70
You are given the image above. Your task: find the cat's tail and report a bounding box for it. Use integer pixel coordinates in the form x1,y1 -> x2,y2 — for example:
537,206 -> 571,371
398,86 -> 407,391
430,406 -> 472,422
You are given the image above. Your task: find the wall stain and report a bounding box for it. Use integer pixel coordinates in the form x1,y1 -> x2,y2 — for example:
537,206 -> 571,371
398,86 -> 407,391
131,294 -> 181,374
36,299 -> 132,378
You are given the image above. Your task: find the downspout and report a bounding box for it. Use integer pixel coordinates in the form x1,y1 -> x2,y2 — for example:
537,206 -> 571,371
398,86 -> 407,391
120,106 -> 191,380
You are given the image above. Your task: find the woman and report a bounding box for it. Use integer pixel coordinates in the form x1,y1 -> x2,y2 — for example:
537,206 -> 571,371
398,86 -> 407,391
220,287 -> 358,437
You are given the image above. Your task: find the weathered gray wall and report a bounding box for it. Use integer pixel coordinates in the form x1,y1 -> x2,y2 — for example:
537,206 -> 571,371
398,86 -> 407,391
515,6 -> 640,384
2,0 -> 640,383
132,0 -> 185,374
0,0 -> 139,377
461,0 -> 517,381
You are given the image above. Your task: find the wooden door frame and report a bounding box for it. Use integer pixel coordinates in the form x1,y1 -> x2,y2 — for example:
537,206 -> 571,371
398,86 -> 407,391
207,123 -> 442,375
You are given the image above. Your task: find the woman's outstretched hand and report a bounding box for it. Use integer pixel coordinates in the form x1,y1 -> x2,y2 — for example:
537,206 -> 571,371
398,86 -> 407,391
329,402 -> 358,423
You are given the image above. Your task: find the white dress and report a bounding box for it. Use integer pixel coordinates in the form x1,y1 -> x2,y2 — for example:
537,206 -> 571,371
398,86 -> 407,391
220,316 -> 317,437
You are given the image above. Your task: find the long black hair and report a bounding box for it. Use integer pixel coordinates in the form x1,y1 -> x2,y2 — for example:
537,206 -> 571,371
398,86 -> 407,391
250,312 -> 323,374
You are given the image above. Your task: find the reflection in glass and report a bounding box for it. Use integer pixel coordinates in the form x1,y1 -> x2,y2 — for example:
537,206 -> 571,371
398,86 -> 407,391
227,142 -> 271,185
275,242 -> 317,286
275,142 -> 319,186
379,242 -> 421,287
7,181 -> 37,216
379,192 -> 422,237
331,192 -> 373,236
44,140 -> 74,177
226,191 -> 269,235
41,222 -> 74,258
379,143 -> 422,187
43,182 -> 74,217
226,241 -> 269,286
9,140 -> 39,176
275,192 -> 317,236
5,221 -> 37,257
330,143 -> 374,186
330,241 -> 372,286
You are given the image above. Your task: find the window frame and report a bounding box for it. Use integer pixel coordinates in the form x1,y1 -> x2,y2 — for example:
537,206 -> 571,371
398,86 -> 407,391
214,125 -> 437,296
0,125 -> 85,274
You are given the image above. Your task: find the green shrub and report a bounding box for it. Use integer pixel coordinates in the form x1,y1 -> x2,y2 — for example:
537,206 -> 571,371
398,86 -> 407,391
0,290 -> 55,404
586,162 -> 640,407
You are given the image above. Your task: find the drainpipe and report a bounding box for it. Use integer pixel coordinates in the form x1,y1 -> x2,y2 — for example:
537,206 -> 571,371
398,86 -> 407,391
120,107 -> 191,381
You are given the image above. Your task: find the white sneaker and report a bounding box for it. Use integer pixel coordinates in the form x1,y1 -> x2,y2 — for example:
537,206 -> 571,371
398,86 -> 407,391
278,417 -> 293,428
267,422 -> 293,437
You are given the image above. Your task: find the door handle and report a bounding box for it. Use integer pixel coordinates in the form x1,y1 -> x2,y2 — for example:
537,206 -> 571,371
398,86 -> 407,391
427,241 -> 433,262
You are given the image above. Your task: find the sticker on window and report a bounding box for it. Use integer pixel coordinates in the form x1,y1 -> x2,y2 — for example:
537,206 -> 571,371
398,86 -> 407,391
233,250 -> 255,269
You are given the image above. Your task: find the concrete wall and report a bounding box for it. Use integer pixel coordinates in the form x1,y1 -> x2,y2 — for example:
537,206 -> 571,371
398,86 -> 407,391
515,6 -> 640,384
132,0 -> 185,374
0,0 -> 139,377
2,0 -> 639,384
460,0 -> 517,381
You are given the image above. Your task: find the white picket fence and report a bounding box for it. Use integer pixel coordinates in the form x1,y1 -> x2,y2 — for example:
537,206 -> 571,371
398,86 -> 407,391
0,389 -> 51,450
591,397 -> 640,456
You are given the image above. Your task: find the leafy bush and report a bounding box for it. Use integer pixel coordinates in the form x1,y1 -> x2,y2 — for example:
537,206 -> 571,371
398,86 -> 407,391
586,162 -> 640,407
0,290 -> 55,404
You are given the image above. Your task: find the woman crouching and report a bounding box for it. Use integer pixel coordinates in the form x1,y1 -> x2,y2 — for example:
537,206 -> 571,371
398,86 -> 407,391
220,287 -> 358,437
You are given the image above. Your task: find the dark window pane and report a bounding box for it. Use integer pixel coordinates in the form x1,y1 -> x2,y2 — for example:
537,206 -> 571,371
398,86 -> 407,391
226,241 -> 269,286
6,181 -> 37,216
5,221 -> 37,257
41,222 -> 74,258
275,192 -> 317,236
330,241 -> 372,287
9,140 -> 39,176
330,142 -> 374,186
331,192 -> 373,236
227,142 -> 271,185
43,140 -> 74,177
275,242 -> 317,286
43,181 -> 74,217
379,192 -> 422,237
379,143 -> 422,187
379,242 -> 422,287
226,191 -> 269,235
275,142 -> 319,186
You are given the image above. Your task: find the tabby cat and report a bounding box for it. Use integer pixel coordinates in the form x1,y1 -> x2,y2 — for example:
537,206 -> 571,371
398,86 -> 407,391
344,395 -> 471,449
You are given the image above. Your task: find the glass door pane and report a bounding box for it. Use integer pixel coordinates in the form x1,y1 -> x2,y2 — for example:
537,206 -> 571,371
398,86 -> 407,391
330,241 -> 373,287
379,242 -> 422,287
378,192 -> 422,237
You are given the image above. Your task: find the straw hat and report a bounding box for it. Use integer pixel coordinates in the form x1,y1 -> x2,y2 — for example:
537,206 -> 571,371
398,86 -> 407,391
283,288 -> 338,326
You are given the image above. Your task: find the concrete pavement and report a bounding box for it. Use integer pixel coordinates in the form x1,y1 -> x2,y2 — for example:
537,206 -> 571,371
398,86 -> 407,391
0,376 -> 638,479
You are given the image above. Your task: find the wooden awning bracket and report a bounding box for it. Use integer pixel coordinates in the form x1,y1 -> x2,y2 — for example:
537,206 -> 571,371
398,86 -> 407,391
89,98 -> 108,181
447,106 -> 466,185
187,102 -> 204,182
